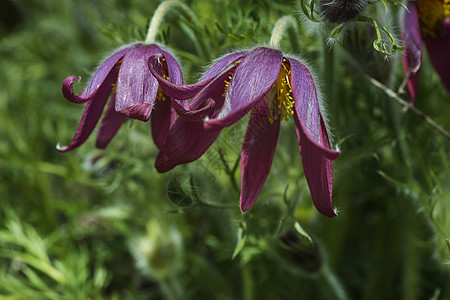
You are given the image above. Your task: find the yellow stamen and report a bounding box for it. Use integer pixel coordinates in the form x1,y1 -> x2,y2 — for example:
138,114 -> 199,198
115,58 -> 124,71
221,61 -> 241,97
222,72 -> 233,97
111,58 -> 124,93
156,57 -> 170,102
417,0 -> 450,37
269,59 -> 294,125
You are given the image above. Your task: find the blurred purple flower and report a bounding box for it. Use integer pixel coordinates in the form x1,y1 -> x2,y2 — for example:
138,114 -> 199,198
58,43 -> 183,152
150,47 -> 340,217
402,0 -> 450,101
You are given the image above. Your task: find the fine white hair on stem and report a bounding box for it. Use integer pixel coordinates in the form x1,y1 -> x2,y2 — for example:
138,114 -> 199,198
145,0 -> 198,44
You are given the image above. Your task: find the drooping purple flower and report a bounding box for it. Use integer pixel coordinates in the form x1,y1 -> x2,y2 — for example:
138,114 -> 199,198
149,47 -> 340,217
402,0 -> 450,101
58,43 -> 183,152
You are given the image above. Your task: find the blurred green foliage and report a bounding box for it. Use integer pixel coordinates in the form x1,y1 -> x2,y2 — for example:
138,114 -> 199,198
0,0 -> 449,299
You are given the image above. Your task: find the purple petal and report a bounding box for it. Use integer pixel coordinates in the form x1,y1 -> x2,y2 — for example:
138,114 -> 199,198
170,98 -> 216,121
57,79 -> 115,152
295,115 -> 338,217
62,47 -> 129,104
288,57 -> 339,159
115,44 -> 162,121
96,93 -> 126,149
160,47 -> 183,85
200,51 -> 247,81
240,104 -> 280,212
288,57 -> 339,217
155,118 -> 221,172
190,65 -> 237,111
402,2 -> 423,100
154,70 -> 231,171
148,55 -> 214,100
204,47 -> 283,131
159,48 -> 189,110
423,19 -> 450,92
151,98 -> 177,150
148,51 -> 245,102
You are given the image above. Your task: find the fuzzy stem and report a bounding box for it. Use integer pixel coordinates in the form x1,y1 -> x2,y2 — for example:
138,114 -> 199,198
269,16 -> 299,50
145,1 -> 198,44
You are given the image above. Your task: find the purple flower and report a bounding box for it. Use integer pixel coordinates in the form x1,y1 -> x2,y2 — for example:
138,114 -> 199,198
402,0 -> 450,101
58,43 -> 183,152
150,47 -> 340,217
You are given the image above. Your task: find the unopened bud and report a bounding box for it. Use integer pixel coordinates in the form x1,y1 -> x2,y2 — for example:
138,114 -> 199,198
130,220 -> 182,279
276,229 -> 323,274
319,0 -> 368,23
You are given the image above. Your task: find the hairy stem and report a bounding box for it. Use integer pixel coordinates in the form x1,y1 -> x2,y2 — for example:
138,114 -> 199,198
269,16 -> 299,50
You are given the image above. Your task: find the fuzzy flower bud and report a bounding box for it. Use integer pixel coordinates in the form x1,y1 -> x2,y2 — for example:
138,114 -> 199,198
130,220 -> 182,279
319,0 -> 368,23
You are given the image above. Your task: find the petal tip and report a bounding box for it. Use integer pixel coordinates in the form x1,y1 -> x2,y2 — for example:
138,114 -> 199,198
56,143 -> 68,152
240,203 -> 251,213
118,104 -> 153,122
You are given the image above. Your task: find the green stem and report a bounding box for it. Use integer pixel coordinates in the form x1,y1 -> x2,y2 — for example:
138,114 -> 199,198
146,1 -> 195,43
269,16 -> 299,50
242,265 -> 254,300
145,1 -> 209,59
320,264 -> 349,300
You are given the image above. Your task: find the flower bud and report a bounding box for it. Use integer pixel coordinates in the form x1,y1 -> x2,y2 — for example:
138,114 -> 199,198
319,0 -> 368,23
275,229 -> 323,274
130,220 -> 182,279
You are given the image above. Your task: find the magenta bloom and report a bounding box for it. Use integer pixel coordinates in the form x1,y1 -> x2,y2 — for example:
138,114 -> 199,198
150,47 -> 340,217
402,0 -> 450,101
58,43 -> 182,152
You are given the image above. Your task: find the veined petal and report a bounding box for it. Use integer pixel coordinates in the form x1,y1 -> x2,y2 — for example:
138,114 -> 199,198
155,118 -> 221,173
159,48 -> 189,110
205,47 -> 283,130
151,98 -> 177,150
160,47 -> 183,85
170,98 -> 216,121
200,51 -> 247,81
115,44 -> 161,121
57,81 -> 114,152
402,2 -> 423,100
240,103 -> 280,212
288,57 -> 339,159
423,19 -> 450,92
148,55 -> 214,100
96,93 -> 127,149
191,65 -> 237,110
62,47 -> 129,104
295,116 -> 338,217
154,68 -> 232,170
288,57 -> 339,217
148,52 -> 245,102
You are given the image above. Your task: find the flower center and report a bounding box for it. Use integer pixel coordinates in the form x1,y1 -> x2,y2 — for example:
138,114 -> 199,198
111,58 -> 124,94
222,71 -> 234,97
156,57 -> 170,102
269,59 -> 294,124
417,0 -> 450,37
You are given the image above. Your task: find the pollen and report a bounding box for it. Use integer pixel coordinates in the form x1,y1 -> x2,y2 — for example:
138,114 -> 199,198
269,59 -> 294,124
417,0 -> 450,37
222,72 -> 233,97
156,57 -> 170,102
115,58 -> 124,71
111,58 -> 124,92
